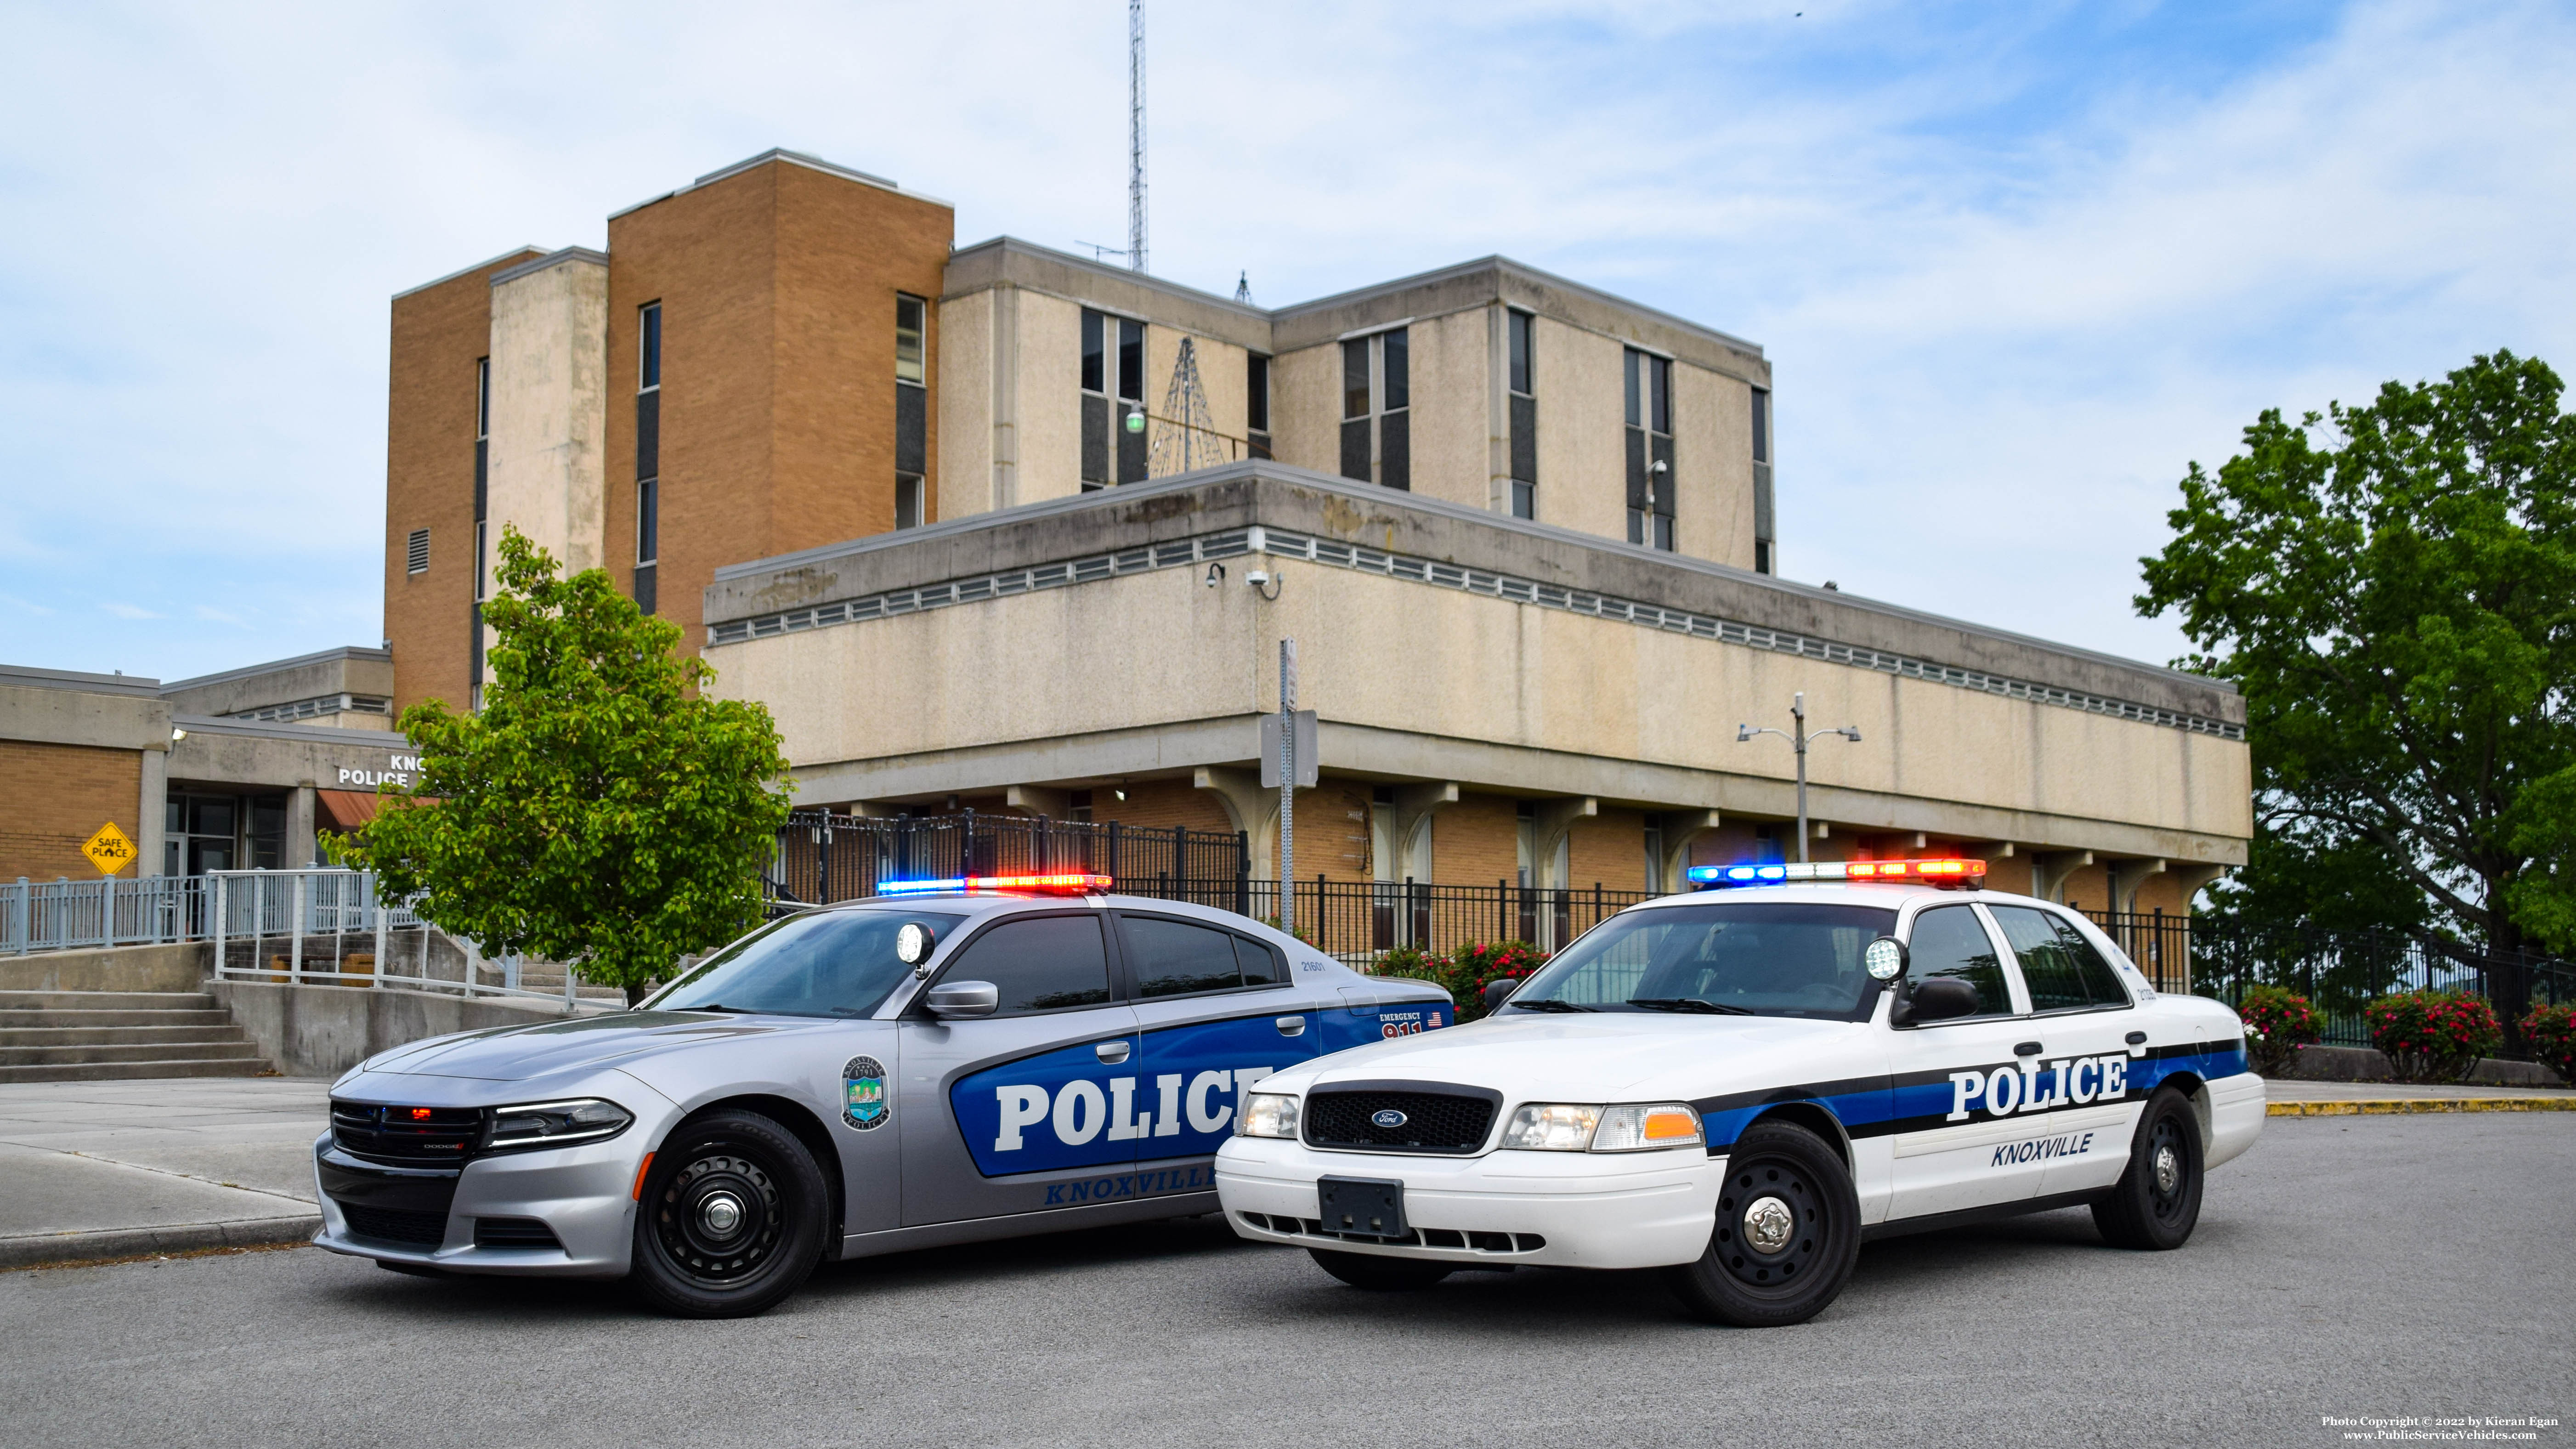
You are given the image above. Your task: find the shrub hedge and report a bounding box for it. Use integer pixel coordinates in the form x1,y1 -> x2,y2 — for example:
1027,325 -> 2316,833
2235,984 -> 2322,1076
1369,940 -> 1548,1023
2365,990 -> 2502,1082
2519,1002 -> 2576,1086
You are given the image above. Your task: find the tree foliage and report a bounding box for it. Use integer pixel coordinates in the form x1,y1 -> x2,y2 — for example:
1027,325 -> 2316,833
352,527 -> 793,1004
2136,350 -> 2576,1041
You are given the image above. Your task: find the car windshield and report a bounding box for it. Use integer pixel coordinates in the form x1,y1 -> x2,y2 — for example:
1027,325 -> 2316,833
648,908 -> 969,1019
1505,901 -> 1898,1022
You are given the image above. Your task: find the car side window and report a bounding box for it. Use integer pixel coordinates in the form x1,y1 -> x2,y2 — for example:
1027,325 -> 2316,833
2051,915 -> 2133,1008
1124,915 -> 1250,997
1986,905 -> 2112,1012
1232,934 -> 1282,987
943,915 -> 1111,1014
1900,906 -> 2011,1020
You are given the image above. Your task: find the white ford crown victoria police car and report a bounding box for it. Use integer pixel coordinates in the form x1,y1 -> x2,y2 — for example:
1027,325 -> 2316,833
313,874 -> 1449,1317
1215,859 -> 2263,1326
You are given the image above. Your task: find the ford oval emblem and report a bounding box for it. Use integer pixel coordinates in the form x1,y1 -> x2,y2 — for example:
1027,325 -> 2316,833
1371,1109 -> 1408,1129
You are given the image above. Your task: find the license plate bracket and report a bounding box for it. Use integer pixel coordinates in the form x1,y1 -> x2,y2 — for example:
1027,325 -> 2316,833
1316,1176 -> 1408,1240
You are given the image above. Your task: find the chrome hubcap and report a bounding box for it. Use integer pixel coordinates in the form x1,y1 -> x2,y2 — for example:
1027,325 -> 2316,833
699,1192 -> 745,1238
2152,1144 -> 2180,1195
1743,1196 -> 1795,1254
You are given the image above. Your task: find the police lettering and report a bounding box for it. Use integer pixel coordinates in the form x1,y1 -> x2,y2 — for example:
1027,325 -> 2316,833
995,1066 -> 1273,1152
1947,1052 -> 2132,1121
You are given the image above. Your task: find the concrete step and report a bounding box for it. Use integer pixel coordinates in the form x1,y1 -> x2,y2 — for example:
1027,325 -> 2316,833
0,1057 -> 272,1083
0,1040 -> 265,1067
0,1025 -> 251,1048
0,991 -> 218,1013
0,1008 -> 235,1029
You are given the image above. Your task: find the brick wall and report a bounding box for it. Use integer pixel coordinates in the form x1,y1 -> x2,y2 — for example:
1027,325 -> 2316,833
1432,794 -> 1523,888
0,741 -> 142,882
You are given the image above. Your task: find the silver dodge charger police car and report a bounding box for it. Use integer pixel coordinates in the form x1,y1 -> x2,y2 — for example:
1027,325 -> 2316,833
313,874 -> 1451,1316
1215,859 -> 2264,1327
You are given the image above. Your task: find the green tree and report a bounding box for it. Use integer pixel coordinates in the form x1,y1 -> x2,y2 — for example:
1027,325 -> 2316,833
353,527 -> 793,1005
2136,350 -> 2576,1050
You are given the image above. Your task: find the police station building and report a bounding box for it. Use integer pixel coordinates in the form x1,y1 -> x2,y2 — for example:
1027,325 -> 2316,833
364,147 -> 2247,923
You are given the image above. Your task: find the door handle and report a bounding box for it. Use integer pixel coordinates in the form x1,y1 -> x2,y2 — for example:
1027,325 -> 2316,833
1095,1040 -> 1131,1064
1275,1015 -> 1306,1037
2013,1041 -> 2043,1057
2125,1030 -> 2148,1045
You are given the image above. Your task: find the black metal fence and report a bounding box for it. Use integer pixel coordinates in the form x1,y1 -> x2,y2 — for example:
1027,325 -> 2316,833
770,811 -> 1249,908
2085,909 -> 2576,1047
1236,878 -> 1659,963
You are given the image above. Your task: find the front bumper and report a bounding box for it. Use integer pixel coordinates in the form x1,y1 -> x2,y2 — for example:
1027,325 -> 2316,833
1214,1136 -> 1724,1270
310,1132 -> 643,1279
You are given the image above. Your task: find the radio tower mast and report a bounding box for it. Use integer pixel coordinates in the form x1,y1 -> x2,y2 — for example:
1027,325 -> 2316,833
1127,0 -> 1146,273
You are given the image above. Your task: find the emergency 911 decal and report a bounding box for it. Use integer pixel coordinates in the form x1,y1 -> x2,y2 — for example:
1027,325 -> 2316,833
842,1056 -> 890,1131
1377,1007 -> 1444,1038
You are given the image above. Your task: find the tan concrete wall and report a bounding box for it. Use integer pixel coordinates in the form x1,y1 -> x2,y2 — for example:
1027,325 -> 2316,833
937,286 -> 994,517
385,250 -> 544,715
0,942 -> 208,993
486,256 -> 611,585
1404,309 -> 1490,513
0,740 -> 143,882
1270,340 -> 1344,479
1532,316 -> 1627,543
1673,360 -> 1755,570
1013,291 -> 1085,506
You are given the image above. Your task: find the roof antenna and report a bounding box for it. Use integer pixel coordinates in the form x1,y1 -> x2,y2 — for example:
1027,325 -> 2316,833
1234,271 -> 1252,305
1127,0 -> 1147,273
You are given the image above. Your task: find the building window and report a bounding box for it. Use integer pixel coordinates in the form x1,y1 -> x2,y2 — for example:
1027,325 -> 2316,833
1246,353 -> 1272,460
1625,348 -> 1674,551
1081,310 -> 1149,490
473,356 -> 489,556
1339,327 -> 1410,491
895,475 -> 923,530
895,294 -> 926,385
636,301 -> 662,612
1643,824 -> 1664,893
895,293 -> 927,518
406,529 -> 430,575
1506,310 -> 1535,519
474,521 -> 487,601
1751,386 -> 1774,575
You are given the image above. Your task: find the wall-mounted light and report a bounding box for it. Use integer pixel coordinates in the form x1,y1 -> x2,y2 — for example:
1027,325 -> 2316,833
1125,408 -> 1146,435
170,728 -> 187,742
1204,562 -> 1226,588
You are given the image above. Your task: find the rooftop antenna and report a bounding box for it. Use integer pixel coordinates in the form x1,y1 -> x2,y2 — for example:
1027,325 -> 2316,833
1127,0 -> 1147,273
1234,271 -> 1252,305
1149,337 -> 1223,477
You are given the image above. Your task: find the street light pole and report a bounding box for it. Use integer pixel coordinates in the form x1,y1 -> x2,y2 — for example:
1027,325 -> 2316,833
1737,691 -> 1862,865
1278,637 -> 1296,936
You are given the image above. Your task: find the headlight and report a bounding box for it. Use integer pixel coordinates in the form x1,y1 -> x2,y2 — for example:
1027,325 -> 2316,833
487,1098 -> 634,1152
1500,1103 -> 1602,1150
1589,1103 -> 1704,1152
1500,1102 -> 1704,1152
1237,1092 -> 1301,1139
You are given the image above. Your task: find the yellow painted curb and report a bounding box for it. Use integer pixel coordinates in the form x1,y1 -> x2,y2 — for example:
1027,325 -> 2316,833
2269,1097 -> 2576,1116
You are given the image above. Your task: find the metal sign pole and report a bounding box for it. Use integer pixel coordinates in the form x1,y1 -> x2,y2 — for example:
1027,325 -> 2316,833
1792,691 -> 1809,865
1278,638 -> 1296,935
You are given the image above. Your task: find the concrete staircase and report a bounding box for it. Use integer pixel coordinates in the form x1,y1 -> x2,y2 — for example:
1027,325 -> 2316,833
0,988 -> 271,1082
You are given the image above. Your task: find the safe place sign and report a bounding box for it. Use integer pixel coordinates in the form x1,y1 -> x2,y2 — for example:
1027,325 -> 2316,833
83,821 -> 136,876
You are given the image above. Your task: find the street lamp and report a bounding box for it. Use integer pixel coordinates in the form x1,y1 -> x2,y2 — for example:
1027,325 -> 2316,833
1737,691 -> 1860,865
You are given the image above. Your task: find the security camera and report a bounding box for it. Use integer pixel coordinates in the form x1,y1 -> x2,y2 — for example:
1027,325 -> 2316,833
1204,563 -> 1226,588
1246,570 -> 1271,588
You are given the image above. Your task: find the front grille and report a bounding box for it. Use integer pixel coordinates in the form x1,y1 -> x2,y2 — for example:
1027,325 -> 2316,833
1239,1213 -> 1544,1253
332,1101 -> 486,1166
474,1217 -> 563,1250
339,1202 -> 450,1245
1304,1086 -> 1500,1155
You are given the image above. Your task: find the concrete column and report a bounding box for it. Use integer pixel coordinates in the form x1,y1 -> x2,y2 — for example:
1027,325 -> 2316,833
2034,850 -> 2094,904
991,283 -> 1019,511
286,786 -> 317,868
2112,858 -> 2167,916
1485,302 -> 1512,512
137,744 -> 169,877
1191,767 -> 1275,879
1004,785 -> 1069,819
1657,809 -> 1724,891
1530,797 -> 1598,889
1392,782 -> 1460,880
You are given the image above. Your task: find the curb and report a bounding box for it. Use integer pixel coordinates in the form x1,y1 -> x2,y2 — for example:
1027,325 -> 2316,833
0,1214 -> 319,1271
2269,1098 -> 2576,1117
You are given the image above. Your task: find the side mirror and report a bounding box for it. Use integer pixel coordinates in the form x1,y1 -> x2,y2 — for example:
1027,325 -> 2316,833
925,980 -> 999,1019
1895,976 -> 1981,1026
896,922 -> 938,974
1483,976 -> 1521,1014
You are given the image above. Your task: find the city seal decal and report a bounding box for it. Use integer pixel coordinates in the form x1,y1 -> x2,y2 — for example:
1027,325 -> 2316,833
842,1056 -> 891,1131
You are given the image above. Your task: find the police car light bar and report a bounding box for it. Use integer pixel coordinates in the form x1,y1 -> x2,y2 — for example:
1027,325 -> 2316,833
877,873 -> 1113,896
1686,859 -> 1987,889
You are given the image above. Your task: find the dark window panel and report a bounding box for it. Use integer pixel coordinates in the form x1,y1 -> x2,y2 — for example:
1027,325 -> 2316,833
469,602 -> 483,689
1755,540 -> 1772,575
895,382 -> 926,476
1628,509 -> 1648,546
473,440 -> 487,521
476,357 -> 490,438
1379,409 -> 1410,491
1508,311 -> 1532,396
1081,310 -> 1105,394
1246,353 -> 1270,433
637,479 -> 658,564
635,389 -> 658,481
1754,460 -> 1775,542
634,563 -> 657,616
1651,434 -> 1676,518
1248,432 -> 1272,461
1382,328 -> 1409,412
1125,916 -> 1245,997
1116,318 -> 1145,403
1508,392 -> 1537,486
1343,338 -> 1370,419
1650,357 -> 1671,436
640,303 -> 662,389
1624,349 -> 1642,427
1750,387 -> 1770,463
1081,394 -> 1110,483
1117,405 -> 1148,483
1653,514 -> 1674,551
949,916 -> 1111,1014
1233,935 -> 1282,987
1625,427 -> 1649,509
1340,417 -> 1371,482
1511,479 -> 1534,519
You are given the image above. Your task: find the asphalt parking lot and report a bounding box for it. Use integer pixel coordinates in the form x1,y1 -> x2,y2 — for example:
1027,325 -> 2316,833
4,1112 -> 2567,1449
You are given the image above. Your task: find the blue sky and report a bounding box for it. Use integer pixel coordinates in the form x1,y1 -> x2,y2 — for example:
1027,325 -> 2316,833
2,0 -> 2570,683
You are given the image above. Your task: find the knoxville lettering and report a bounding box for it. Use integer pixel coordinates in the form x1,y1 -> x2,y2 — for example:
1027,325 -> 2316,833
1042,1165 -> 1217,1205
1991,1130 -> 2097,1166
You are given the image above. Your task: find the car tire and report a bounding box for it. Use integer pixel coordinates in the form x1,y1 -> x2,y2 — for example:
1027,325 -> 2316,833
1307,1248 -> 1455,1291
2091,1086 -> 2203,1251
1664,1119 -> 1861,1328
629,1108 -> 829,1319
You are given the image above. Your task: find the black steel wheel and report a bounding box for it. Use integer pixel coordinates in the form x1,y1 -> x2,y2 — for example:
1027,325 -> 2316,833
1664,1120 -> 1860,1327
1308,1248 -> 1455,1291
2092,1086 -> 2203,1251
629,1109 -> 828,1318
